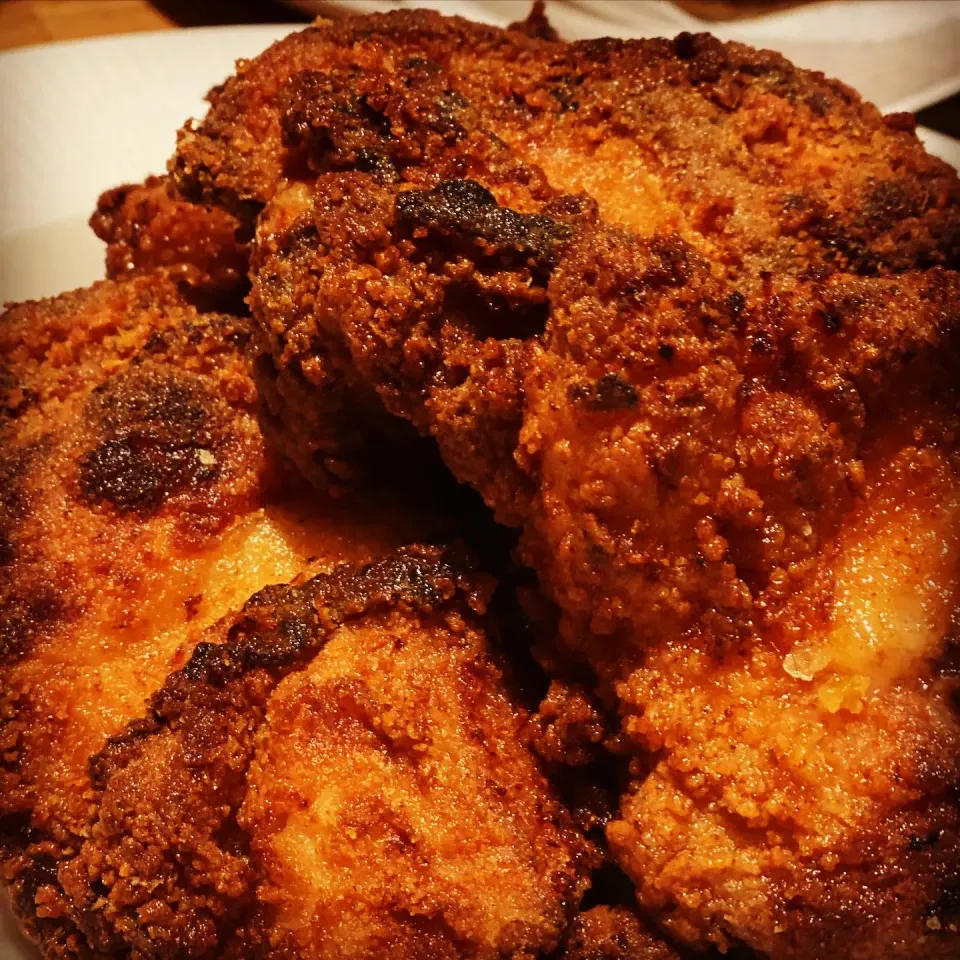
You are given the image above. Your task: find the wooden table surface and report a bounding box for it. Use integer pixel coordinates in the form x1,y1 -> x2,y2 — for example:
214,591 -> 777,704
1,0 -> 956,135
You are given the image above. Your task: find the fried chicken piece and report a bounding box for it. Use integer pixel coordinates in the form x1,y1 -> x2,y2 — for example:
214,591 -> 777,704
90,175 -> 248,306
171,11 -> 958,280
247,74 -> 960,960
59,546 -> 594,958
263,186 -> 960,956
0,276 -> 429,956
208,10 -> 955,506
525,231 -> 960,958
251,174 -> 587,508
116,9 -> 960,957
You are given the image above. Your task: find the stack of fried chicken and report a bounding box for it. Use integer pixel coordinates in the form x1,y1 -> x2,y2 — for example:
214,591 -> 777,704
2,5 -> 960,958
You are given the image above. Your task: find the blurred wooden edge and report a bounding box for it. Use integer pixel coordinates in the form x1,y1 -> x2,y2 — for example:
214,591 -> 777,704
0,1 -> 173,51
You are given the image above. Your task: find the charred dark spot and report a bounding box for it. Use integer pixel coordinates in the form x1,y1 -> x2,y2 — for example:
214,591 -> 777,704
657,342 -> 676,360
0,587 -> 62,664
647,236 -> 696,288
397,180 -> 578,274
446,284 -> 548,341
175,546 -> 478,691
859,178 -> 922,232
569,373 -> 638,412
280,67 -> 467,177
883,111 -> 917,133
727,290 -> 746,317
805,91 -> 832,116
908,829 -> 944,851
674,32 -> 697,60
689,45 -> 728,85
819,306 -> 843,333
353,148 -> 399,182
79,371 -> 223,512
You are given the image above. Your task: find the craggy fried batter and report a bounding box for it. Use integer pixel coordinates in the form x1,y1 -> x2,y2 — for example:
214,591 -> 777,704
252,175 -> 590,508
234,11 -> 959,504
224,12 -> 960,958
0,276 -> 430,956
33,6 -> 960,958
525,231 -> 960,958
173,12 -> 958,279
90,175 -> 248,306
59,547 -> 594,959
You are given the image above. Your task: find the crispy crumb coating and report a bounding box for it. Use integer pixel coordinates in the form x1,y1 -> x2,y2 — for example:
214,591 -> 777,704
90,175 -> 249,306
233,11 -> 960,506
526,232 -> 960,957
209,11 -> 960,958
0,276 -> 431,957
58,547 -> 594,959
173,11 -> 958,279
38,7 -> 960,958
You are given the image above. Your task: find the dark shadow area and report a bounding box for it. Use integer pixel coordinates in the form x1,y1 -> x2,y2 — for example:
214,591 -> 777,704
149,0 -> 308,27
917,92 -> 960,140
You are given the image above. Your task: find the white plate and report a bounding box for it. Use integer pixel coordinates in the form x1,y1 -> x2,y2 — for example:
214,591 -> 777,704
1,18 -> 959,959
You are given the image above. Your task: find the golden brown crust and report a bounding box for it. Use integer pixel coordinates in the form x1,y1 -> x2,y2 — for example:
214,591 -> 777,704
175,13 -> 959,276
0,276 -> 428,957
226,13 -> 960,958
235,11 -> 960,511
59,547 -> 594,958
251,175 -> 588,512
90,175 -> 248,306
12,9 -> 958,958
0,276 -> 267,954
524,230 -> 960,957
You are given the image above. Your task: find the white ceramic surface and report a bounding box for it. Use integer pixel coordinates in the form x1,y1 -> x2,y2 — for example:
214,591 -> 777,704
0,16 -> 958,959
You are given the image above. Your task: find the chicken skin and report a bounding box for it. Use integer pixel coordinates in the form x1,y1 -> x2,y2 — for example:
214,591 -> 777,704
90,175 -> 249,307
11,5 -> 958,959
170,10 -> 960,958
58,546 -> 594,959
0,275 -> 437,957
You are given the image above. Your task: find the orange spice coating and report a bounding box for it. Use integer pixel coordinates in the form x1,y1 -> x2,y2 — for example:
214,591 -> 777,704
195,11 -> 960,958
0,275 -> 436,957
90,175 -> 249,306
58,547 -> 594,959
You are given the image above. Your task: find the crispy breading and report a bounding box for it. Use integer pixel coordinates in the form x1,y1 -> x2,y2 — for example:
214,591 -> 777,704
90,175 -> 249,306
12,6 -> 958,958
236,12 -> 959,505
58,547 -> 594,959
0,276 -> 431,956
527,232 -> 960,958
216,11 -> 960,958
173,11 -> 958,279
